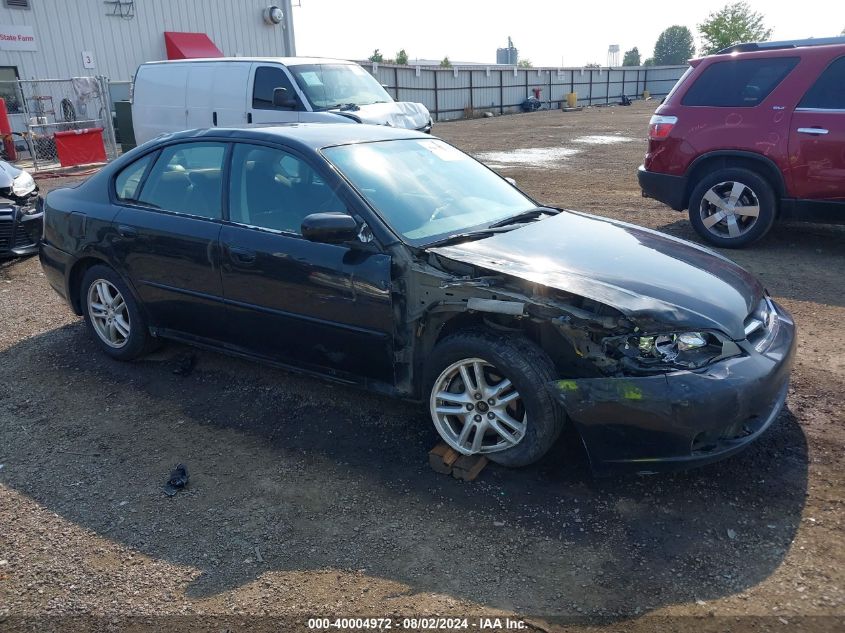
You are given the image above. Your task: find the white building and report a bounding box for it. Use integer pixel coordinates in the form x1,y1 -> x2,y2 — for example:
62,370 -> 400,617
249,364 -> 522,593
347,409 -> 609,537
0,0 -> 296,83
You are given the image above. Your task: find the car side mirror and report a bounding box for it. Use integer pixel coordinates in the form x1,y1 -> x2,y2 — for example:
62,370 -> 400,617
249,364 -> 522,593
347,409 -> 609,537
273,87 -> 299,109
301,212 -> 359,244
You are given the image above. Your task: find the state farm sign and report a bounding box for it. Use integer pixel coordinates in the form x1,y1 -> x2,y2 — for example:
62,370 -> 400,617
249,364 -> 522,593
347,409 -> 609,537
0,25 -> 37,51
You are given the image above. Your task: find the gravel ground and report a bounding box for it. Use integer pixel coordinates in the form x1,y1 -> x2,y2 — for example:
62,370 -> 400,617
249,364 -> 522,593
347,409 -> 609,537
1,102 -> 843,632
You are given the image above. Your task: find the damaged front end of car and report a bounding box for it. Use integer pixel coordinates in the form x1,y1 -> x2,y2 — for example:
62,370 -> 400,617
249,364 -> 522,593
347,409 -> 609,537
0,161 -> 41,257
401,240 -> 796,476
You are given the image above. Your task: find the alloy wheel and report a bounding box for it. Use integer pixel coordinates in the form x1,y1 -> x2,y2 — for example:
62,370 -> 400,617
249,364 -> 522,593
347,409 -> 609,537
87,279 -> 131,348
430,357 -> 527,454
699,180 -> 761,239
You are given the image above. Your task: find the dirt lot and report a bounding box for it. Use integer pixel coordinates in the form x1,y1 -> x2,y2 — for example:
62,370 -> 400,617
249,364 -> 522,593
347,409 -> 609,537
1,101 -> 843,632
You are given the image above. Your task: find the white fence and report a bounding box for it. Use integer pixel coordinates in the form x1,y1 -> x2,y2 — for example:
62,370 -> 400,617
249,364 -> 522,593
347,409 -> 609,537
362,63 -> 688,121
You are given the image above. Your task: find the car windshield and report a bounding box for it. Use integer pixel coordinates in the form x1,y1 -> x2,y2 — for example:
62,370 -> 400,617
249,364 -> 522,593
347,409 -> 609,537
289,63 -> 393,109
322,139 -> 537,246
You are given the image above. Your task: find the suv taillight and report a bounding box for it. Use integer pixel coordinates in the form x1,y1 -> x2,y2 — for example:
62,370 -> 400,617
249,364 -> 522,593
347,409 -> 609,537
648,115 -> 677,140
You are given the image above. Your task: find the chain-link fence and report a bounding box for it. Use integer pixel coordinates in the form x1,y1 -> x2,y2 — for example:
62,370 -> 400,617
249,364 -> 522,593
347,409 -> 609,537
2,77 -> 118,172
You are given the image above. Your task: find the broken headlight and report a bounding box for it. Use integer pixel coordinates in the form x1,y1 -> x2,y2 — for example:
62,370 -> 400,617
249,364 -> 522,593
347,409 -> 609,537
12,171 -> 36,197
610,331 -> 735,372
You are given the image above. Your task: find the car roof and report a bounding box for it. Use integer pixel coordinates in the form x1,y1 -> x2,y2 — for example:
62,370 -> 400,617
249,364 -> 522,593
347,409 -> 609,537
691,40 -> 845,65
140,57 -> 356,67
157,123 -> 432,153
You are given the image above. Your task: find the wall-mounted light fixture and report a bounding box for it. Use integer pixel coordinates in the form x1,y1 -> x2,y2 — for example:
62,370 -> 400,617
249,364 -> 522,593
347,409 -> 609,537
263,5 -> 284,25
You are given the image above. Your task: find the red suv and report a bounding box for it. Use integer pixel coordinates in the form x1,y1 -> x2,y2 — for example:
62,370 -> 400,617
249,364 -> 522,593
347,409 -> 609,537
638,37 -> 845,247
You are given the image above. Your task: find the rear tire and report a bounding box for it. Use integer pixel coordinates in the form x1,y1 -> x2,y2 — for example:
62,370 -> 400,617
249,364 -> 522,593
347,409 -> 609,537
688,167 -> 776,248
80,264 -> 155,361
424,329 -> 564,467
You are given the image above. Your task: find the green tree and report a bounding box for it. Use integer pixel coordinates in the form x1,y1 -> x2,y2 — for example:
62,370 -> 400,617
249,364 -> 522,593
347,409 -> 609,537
699,2 -> 771,54
368,49 -> 384,63
440,56 -> 452,68
642,57 -> 655,67
395,49 -> 408,65
622,47 -> 641,66
517,58 -> 533,68
653,25 -> 695,65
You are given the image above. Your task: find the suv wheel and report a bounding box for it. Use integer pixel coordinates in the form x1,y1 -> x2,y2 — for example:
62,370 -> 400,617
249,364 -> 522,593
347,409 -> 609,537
425,329 -> 564,467
688,168 -> 776,248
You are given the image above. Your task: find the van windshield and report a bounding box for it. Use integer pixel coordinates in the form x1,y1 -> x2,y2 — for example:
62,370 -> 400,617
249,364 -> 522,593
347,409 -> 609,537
288,63 -> 393,110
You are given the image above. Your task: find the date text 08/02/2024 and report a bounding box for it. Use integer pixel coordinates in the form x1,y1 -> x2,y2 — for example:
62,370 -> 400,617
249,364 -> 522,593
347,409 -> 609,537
307,617 -> 527,629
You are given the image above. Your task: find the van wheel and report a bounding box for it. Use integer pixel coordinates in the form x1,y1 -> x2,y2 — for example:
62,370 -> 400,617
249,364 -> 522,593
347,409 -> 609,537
425,329 -> 564,467
80,264 -> 155,361
688,168 -> 776,248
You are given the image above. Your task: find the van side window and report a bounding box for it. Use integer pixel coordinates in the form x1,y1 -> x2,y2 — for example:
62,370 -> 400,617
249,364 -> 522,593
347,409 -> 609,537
135,142 -> 227,219
253,66 -> 299,110
799,57 -> 845,110
114,153 -> 155,201
228,143 -> 347,234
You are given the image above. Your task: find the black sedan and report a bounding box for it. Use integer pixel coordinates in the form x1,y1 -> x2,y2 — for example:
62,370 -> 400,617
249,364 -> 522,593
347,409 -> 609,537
39,125 -> 796,474
1,160 -> 41,257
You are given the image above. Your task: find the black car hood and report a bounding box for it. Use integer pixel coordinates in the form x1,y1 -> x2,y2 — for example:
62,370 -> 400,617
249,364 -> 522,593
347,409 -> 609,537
429,210 -> 764,339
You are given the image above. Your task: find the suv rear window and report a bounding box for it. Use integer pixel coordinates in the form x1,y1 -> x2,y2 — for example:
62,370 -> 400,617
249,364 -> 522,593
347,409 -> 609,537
682,57 -> 799,107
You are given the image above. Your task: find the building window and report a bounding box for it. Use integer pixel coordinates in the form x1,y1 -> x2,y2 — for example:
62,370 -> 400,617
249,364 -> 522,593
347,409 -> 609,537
4,0 -> 31,9
0,67 -> 22,114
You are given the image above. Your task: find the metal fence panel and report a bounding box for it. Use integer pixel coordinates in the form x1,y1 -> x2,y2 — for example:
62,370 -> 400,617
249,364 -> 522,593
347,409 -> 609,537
12,77 -> 118,172
360,63 -> 687,122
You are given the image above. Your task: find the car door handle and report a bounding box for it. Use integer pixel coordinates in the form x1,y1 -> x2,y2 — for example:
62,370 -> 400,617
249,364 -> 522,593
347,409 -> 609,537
228,246 -> 256,264
212,111 -> 218,126
247,112 -> 253,124
117,225 -> 138,239
797,127 -> 829,135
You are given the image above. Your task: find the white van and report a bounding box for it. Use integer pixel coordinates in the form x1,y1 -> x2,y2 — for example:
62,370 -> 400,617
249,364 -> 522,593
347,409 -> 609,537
131,57 -> 433,145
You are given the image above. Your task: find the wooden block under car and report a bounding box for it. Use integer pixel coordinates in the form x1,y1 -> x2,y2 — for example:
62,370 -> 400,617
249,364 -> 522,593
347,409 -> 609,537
451,454 -> 489,481
428,442 -> 461,474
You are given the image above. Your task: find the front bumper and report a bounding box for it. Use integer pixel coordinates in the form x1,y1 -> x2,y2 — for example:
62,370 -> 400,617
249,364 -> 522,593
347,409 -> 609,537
638,165 -> 688,211
552,300 -> 796,475
0,202 -> 43,257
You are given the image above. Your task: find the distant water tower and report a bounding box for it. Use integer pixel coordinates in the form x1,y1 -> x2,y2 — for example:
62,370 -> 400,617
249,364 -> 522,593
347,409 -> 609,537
497,36 -> 519,65
607,44 -> 620,67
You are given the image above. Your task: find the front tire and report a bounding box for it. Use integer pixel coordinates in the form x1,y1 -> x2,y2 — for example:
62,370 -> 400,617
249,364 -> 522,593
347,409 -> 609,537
687,167 -> 776,248
425,329 -> 564,467
80,264 -> 154,361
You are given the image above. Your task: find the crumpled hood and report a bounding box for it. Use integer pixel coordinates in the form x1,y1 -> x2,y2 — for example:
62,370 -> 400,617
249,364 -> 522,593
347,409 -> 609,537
429,210 -> 765,339
340,101 -> 430,130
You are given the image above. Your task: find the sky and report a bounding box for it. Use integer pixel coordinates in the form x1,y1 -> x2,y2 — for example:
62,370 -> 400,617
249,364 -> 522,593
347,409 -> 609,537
292,0 -> 845,67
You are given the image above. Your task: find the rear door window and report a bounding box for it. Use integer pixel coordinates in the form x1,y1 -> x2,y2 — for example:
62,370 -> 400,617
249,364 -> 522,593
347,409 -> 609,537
114,153 -> 155,201
681,57 -> 799,107
135,142 -> 227,219
798,56 -> 845,110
